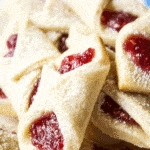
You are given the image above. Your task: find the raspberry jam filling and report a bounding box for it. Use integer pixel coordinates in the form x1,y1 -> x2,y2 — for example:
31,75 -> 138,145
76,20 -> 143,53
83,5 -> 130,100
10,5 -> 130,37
28,78 -> 41,108
101,95 -> 139,126
58,48 -> 95,74
4,34 -> 18,57
58,33 -> 68,53
123,34 -> 150,73
0,88 -> 7,99
31,112 -> 64,150
101,10 -> 137,32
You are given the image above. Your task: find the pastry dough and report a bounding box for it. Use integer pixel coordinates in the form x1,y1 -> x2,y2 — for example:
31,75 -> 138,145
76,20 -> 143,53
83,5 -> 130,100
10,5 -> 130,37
99,0 -> 148,47
1,0 -> 150,149
0,91 -> 17,117
18,23 -> 110,150
10,22 -> 60,80
10,0 -> 80,31
116,13 -> 150,94
0,11 -> 19,59
61,0 -> 147,47
0,114 -> 19,150
61,0 -> 110,31
0,58 -> 42,118
91,61 -> 150,148
0,114 -> 121,150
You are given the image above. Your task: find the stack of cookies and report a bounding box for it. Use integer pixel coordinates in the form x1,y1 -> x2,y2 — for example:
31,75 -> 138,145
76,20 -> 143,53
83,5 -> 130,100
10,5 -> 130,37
0,0 -> 150,150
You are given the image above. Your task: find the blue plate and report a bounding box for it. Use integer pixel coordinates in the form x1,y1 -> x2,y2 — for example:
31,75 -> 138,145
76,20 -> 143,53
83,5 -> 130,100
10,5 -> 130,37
144,0 -> 150,7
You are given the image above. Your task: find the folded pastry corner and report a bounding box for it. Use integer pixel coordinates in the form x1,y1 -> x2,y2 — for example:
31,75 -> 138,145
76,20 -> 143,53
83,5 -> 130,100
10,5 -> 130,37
61,0 -> 148,48
99,0 -> 148,47
18,23 -> 110,150
19,0 -> 80,31
116,12 -> 150,94
91,61 -> 150,148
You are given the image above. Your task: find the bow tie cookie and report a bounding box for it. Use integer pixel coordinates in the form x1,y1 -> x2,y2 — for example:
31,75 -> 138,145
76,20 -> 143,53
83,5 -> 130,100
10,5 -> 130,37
10,21 -> 60,81
91,61 -> 150,148
61,0 -> 147,48
0,59 -> 42,119
17,23 -> 110,150
99,0 -> 148,47
116,12 -> 150,94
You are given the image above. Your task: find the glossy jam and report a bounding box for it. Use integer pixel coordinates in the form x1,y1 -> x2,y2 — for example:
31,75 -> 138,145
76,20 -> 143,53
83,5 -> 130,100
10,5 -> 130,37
101,10 -> 137,32
58,48 -> 95,74
31,112 -> 64,150
123,34 -> 150,73
58,33 -> 68,53
4,34 -> 18,57
101,95 -> 139,126
0,88 -> 7,99
28,78 -> 40,108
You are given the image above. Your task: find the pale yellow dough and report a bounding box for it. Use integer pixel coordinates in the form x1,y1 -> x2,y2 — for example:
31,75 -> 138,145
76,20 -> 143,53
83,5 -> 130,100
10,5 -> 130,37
91,61 -> 150,148
18,23 -> 110,150
99,0 -> 148,47
61,0 -> 148,47
116,12 -> 150,94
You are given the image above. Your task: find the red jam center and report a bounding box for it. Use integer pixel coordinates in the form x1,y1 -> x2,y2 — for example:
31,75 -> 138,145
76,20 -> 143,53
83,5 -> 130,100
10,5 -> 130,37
58,33 -> 68,53
101,10 -> 137,32
4,34 -> 18,57
101,95 -> 139,126
0,88 -> 7,99
31,112 -> 64,150
58,48 -> 95,74
28,78 -> 41,108
123,34 -> 150,73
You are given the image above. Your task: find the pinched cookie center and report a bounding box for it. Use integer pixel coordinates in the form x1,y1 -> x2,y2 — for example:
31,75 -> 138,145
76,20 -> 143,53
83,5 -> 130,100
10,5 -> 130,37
58,48 -> 95,74
0,88 -> 7,99
123,34 -> 150,73
101,10 -> 137,32
31,112 -> 64,150
101,95 -> 139,126
4,34 -> 18,57
28,78 -> 41,108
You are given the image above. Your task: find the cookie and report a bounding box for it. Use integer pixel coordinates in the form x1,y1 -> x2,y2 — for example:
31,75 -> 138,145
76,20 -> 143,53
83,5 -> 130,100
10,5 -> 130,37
91,61 -> 150,148
18,23 -> 110,150
116,12 -> 150,94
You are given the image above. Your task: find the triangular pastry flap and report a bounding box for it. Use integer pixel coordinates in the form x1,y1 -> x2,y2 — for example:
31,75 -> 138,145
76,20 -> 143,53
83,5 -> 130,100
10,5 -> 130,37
102,80 -> 150,135
91,85 -> 150,148
0,0 -> 28,58
20,0 -> 80,31
99,0 -> 148,47
10,23 -> 60,80
91,60 -> 150,148
0,16 -> 19,59
0,61 -> 42,118
18,24 -> 110,150
55,23 -> 110,69
62,0 -> 110,31
116,13 -> 150,94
